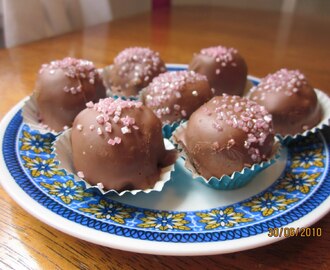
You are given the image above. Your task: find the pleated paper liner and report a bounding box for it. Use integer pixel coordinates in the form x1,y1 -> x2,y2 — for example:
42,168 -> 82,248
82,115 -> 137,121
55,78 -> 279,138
53,129 -> 176,196
172,122 -> 281,190
21,93 -> 60,134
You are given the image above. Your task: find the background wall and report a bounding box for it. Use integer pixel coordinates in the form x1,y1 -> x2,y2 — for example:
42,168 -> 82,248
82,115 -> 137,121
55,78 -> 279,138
172,0 -> 330,16
1,0 -> 329,48
0,0 -> 151,48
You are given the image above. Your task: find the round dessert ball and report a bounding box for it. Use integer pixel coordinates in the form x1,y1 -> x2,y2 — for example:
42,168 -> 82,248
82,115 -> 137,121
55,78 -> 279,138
35,57 -> 106,132
189,46 -> 248,96
71,98 -> 174,191
103,47 -> 166,97
249,69 -> 322,136
142,70 -> 214,124
176,95 -> 274,179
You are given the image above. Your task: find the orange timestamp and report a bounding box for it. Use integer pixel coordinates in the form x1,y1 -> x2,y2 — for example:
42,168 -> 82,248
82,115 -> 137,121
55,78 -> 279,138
268,227 -> 322,237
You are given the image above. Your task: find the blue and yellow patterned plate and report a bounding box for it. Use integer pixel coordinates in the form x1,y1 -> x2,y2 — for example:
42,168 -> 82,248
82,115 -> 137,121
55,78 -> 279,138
1,64 -> 330,256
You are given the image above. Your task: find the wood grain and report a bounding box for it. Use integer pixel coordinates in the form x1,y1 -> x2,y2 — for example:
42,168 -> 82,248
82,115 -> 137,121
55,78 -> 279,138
0,5 -> 330,270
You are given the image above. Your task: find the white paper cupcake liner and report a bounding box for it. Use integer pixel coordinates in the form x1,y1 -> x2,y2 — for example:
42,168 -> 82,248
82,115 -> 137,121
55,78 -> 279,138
53,129 -> 176,196
172,123 -> 281,190
277,89 -> 330,144
21,93 -> 59,134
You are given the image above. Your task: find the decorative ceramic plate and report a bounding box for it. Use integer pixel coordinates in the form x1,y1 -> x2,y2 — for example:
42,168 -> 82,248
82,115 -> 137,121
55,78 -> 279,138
1,64 -> 330,256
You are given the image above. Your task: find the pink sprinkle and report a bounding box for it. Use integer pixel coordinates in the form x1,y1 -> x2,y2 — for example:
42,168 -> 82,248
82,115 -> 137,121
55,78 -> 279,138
264,115 -> 272,123
70,87 -> 77,94
108,138 -> 115,145
76,124 -> 83,131
107,136 -> 122,145
113,115 -> 120,123
86,101 -> 94,108
105,123 -> 112,133
108,137 -> 121,145
181,110 -> 187,117
96,115 -> 105,125
89,125 -> 95,131
114,137 -> 121,144
121,115 -> 135,126
77,171 -> 84,178
121,126 -> 131,134
97,127 -> 103,135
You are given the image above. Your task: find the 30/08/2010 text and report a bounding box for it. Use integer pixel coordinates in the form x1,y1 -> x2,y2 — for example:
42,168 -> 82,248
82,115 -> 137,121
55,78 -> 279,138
268,227 -> 322,237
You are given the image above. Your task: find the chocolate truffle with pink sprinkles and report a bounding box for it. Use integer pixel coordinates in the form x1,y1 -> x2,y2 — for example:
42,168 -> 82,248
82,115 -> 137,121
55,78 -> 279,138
249,69 -> 322,136
35,57 -> 106,131
71,97 -> 176,191
103,47 -> 166,97
174,94 -> 275,179
189,46 -> 247,96
142,70 -> 214,124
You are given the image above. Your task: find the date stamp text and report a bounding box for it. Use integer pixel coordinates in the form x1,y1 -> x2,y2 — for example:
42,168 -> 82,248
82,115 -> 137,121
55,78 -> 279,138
268,227 -> 322,237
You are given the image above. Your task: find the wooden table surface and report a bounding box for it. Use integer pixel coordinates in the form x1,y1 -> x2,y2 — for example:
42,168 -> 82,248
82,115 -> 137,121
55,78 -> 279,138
1,5 -> 330,270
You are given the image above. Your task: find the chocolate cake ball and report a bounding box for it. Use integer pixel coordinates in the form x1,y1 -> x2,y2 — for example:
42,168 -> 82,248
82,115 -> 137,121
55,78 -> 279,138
249,69 -> 322,136
189,46 -> 247,96
175,95 -> 274,179
35,57 -> 106,131
103,47 -> 166,97
142,70 -> 214,124
71,98 -> 175,191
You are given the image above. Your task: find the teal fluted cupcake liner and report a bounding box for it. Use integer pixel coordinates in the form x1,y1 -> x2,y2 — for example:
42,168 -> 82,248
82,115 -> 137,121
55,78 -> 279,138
162,119 -> 186,139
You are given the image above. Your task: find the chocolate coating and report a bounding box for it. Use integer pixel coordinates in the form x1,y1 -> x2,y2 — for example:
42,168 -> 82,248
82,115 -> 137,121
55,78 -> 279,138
249,69 -> 322,136
175,95 -> 274,179
142,70 -> 214,124
71,98 -> 175,191
103,47 -> 166,97
35,57 -> 106,132
189,46 -> 247,96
